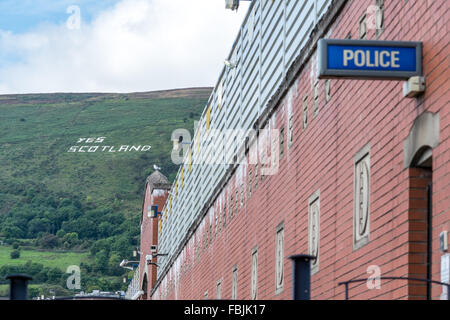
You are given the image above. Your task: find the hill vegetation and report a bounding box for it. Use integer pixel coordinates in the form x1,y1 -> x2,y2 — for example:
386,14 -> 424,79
0,88 -> 211,297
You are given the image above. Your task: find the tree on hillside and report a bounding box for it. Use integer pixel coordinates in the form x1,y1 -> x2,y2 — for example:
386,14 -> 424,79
62,218 -> 97,239
63,232 -> 79,249
39,233 -> 59,249
98,222 -> 114,238
28,218 -> 52,237
94,249 -> 109,274
10,250 -> 20,259
1,225 -> 25,240
108,253 -> 123,276
46,267 -> 63,283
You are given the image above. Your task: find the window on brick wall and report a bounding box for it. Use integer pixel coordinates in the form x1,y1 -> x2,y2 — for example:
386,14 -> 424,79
275,223 -> 285,294
354,144 -> 370,250
375,0 -> 385,38
230,194 -> 234,220
218,208 -> 222,234
216,279 -> 222,300
280,127 -> 285,159
193,243 -> 198,261
240,184 -> 244,208
313,81 -> 320,117
215,212 -> 219,238
209,224 -> 213,246
271,129 -> 279,171
232,265 -> 238,300
235,189 -> 239,215
248,168 -> 253,198
359,13 -> 367,39
251,247 -> 258,300
288,113 -> 294,148
309,190 -> 320,275
223,204 -> 227,229
203,232 -> 207,250
325,79 -> 331,103
366,0 -> 385,39
302,95 -> 308,131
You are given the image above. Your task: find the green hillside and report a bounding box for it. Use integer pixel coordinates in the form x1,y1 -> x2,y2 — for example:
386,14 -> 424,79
0,245 -> 89,269
0,88 -> 211,297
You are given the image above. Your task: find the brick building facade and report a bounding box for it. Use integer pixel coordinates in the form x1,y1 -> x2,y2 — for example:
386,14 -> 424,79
138,171 -> 170,299
138,0 -> 449,300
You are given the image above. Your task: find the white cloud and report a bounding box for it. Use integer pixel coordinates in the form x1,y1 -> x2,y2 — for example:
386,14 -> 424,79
0,0 -> 250,94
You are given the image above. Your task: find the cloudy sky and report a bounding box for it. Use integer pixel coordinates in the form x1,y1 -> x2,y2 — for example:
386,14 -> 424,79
0,0 -> 250,94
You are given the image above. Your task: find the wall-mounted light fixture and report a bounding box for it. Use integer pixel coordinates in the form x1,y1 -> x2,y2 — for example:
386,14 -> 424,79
225,0 -> 240,11
224,59 -> 237,69
145,253 -> 168,267
225,0 -> 253,11
133,247 -> 142,258
148,205 -> 160,218
146,255 -> 159,267
119,259 -> 139,271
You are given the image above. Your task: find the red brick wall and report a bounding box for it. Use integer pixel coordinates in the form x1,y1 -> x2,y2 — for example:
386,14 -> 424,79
139,183 -> 168,298
150,0 -> 449,300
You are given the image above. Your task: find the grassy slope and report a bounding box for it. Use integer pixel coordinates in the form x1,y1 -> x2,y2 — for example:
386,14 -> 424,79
0,245 -> 90,297
0,88 -> 211,296
0,88 -> 211,217
0,245 -> 89,270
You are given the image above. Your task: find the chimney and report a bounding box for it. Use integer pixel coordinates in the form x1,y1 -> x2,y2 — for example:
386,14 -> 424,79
6,274 -> 33,300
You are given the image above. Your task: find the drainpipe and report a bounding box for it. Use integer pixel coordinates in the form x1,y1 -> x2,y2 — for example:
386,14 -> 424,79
6,274 -> 33,300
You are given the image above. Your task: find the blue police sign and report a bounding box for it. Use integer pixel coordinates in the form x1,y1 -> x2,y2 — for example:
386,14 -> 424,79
318,39 -> 422,80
